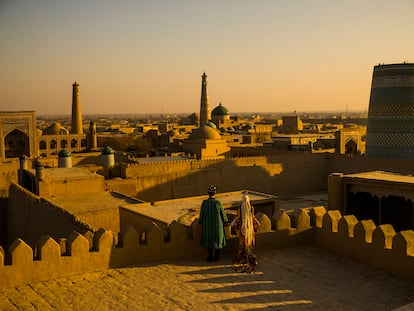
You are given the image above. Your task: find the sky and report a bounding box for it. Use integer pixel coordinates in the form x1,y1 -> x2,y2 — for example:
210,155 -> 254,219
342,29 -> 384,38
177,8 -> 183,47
1,0 -> 413,116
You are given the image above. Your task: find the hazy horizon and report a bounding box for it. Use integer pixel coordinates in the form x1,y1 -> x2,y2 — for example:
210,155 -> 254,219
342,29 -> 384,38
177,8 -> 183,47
1,1 -> 413,115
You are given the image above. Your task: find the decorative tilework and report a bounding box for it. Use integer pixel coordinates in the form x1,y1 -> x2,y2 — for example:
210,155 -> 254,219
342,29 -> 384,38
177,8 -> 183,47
366,63 -> 414,159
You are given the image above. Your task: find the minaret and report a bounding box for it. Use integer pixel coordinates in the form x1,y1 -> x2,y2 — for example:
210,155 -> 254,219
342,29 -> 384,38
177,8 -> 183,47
366,63 -> 414,159
71,82 -> 83,134
88,121 -> 97,150
199,72 -> 211,127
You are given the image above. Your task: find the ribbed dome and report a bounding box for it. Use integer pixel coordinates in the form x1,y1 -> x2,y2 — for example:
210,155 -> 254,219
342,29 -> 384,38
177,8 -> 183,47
206,120 -> 217,129
189,125 -> 221,140
58,149 -> 71,157
212,103 -> 230,116
42,122 -> 69,135
102,146 -> 114,155
243,124 -> 254,130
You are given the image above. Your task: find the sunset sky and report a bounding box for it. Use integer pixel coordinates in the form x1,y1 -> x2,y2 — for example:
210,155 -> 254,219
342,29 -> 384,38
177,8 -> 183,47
1,0 -> 413,115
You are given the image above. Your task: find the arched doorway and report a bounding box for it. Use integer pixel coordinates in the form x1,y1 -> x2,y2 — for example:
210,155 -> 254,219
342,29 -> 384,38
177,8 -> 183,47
345,139 -> 357,155
4,129 -> 29,158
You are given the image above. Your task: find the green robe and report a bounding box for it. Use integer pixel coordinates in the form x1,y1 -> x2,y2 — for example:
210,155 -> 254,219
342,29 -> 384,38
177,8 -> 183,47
198,197 -> 228,249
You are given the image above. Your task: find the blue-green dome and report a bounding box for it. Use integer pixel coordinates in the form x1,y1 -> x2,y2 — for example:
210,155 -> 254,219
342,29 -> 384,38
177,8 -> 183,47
211,103 -> 230,116
102,146 -> 114,155
243,124 -> 254,130
58,149 -> 71,157
206,120 -> 217,129
227,126 -> 235,132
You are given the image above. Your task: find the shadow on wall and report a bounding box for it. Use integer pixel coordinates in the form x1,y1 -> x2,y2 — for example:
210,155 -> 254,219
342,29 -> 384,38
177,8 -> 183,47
122,154 -> 328,201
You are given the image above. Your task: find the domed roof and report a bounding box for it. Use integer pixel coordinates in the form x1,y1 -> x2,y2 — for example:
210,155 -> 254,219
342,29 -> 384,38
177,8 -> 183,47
243,124 -> 254,130
211,103 -> 230,116
189,125 -> 221,140
227,126 -> 235,132
58,149 -> 71,157
42,122 -> 69,135
206,120 -> 217,129
102,146 -> 114,155
220,127 -> 227,133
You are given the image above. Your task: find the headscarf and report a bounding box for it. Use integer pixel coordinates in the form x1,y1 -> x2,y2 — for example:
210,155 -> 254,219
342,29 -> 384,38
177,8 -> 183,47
240,194 -> 255,246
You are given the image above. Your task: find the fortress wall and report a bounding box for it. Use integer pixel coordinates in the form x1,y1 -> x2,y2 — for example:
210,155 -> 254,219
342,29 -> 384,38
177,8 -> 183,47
327,154 -> 414,175
76,208 -> 120,238
119,207 -> 169,233
129,155 -> 328,201
0,160 -> 19,198
314,207 -> 414,280
0,229 -> 113,288
2,205 -> 414,288
105,178 -> 137,197
38,175 -> 106,198
7,183 -> 95,247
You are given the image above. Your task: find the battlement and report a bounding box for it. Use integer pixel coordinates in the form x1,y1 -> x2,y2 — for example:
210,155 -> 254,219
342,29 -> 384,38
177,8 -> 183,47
1,206 -> 414,288
0,229 -> 113,287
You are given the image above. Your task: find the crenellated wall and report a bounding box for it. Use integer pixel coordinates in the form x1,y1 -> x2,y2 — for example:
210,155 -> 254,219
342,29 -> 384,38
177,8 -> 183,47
0,229 -> 113,288
1,205 -> 414,289
314,208 -> 414,279
7,182 -> 95,247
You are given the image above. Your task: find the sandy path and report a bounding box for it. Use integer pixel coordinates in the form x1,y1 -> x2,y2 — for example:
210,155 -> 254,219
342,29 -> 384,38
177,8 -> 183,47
1,246 -> 414,310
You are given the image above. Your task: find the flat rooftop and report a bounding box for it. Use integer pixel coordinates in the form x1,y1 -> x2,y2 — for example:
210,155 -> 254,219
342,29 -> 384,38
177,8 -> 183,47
280,192 -> 328,211
51,192 -> 142,213
29,167 -> 103,181
122,190 -> 278,226
134,156 -> 192,163
344,170 -> 414,185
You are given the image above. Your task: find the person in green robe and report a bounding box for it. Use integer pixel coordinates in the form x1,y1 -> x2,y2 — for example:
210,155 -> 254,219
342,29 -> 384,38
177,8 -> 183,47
198,185 -> 228,262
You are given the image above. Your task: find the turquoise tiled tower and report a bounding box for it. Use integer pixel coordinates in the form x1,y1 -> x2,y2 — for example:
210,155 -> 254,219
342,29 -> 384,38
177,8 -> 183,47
366,63 -> 414,159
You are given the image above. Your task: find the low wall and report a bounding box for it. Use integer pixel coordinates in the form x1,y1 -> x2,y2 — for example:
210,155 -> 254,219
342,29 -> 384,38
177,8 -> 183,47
315,209 -> 414,279
124,154 -> 328,201
7,183 -> 95,247
1,204 -> 414,289
0,160 -> 19,198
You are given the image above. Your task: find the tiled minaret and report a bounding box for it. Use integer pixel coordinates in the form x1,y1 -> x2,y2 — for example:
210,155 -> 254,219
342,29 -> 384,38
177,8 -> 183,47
71,82 -> 83,134
366,63 -> 414,159
199,72 -> 211,127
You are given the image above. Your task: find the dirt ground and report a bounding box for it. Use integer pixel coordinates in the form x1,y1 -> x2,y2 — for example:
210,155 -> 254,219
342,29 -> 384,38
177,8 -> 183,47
1,245 -> 414,310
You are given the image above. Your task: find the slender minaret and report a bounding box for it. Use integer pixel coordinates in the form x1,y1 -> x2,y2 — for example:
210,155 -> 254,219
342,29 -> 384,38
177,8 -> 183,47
199,72 -> 211,127
88,121 -> 97,150
71,82 -> 83,134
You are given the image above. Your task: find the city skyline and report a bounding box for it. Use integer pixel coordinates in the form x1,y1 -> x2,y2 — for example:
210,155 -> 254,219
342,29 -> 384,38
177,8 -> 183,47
1,0 -> 413,115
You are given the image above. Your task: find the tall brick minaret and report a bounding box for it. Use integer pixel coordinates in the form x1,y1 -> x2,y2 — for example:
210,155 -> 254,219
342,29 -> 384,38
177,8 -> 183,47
71,82 -> 83,134
199,72 -> 211,127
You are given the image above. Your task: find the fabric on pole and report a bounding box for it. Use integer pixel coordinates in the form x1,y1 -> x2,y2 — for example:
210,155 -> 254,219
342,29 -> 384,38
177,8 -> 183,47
240,194 -> 254,246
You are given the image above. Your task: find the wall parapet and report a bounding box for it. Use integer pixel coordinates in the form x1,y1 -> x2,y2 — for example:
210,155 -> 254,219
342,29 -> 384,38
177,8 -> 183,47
315,207 -> 414,279
8,182 -> 96,245
2,205 -> 414,288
